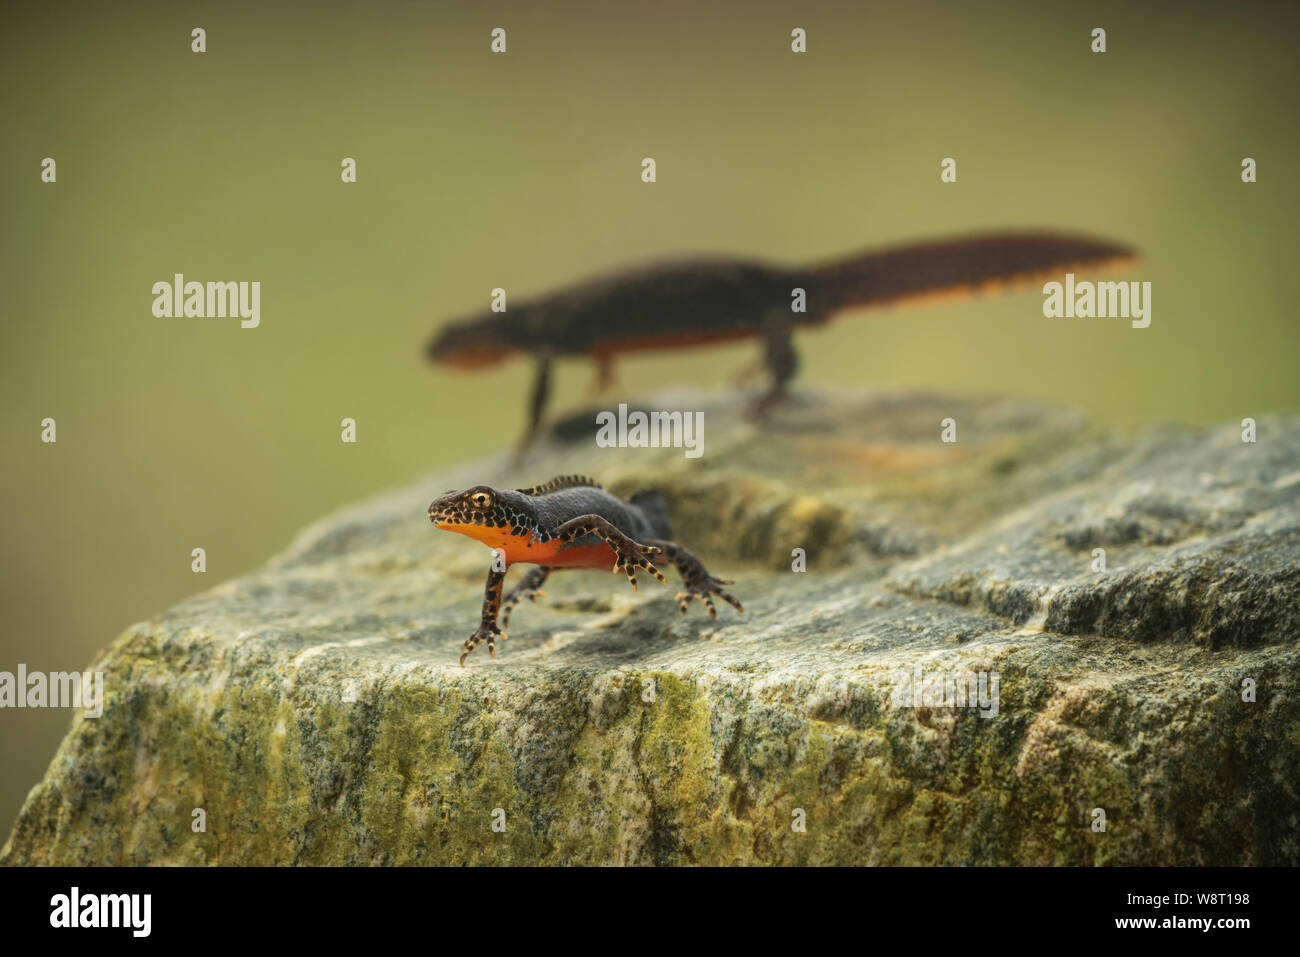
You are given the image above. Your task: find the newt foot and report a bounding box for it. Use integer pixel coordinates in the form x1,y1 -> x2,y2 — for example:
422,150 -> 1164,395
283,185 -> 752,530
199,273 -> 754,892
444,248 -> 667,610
612,542 -> 666,591
460,622 -> 505,666
676,573 -> 744,619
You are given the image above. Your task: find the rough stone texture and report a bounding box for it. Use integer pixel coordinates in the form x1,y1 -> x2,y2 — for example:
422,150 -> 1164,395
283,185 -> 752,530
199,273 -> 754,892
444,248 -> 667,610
4,389 -> 1298,865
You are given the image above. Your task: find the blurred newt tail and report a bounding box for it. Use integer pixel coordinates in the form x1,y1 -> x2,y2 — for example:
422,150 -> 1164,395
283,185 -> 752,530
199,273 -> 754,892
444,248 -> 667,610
806,231 -> 1135,317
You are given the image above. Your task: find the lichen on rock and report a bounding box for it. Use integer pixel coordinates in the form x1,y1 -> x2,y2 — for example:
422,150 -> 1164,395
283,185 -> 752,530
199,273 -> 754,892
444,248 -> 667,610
4,390 -> 1298,865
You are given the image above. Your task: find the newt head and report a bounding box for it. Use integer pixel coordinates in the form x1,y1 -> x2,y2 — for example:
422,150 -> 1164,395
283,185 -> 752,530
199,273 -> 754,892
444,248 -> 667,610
428,485 -> 539,551
426,310 -> 522,369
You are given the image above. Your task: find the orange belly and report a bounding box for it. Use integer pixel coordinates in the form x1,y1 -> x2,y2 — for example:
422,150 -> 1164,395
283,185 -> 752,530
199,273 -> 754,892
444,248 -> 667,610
520,542 -> 617,570
441,522 -> 617,570
589,324 -> 759,358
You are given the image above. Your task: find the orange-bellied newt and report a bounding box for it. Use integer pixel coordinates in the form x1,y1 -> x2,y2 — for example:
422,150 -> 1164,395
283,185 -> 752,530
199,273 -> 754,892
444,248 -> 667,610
428,474 -> 740,664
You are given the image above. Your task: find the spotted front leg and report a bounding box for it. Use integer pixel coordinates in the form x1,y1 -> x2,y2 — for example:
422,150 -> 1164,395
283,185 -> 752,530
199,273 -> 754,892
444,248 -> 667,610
461,562 -> 507,666
648,539 -> 744,619
552,514 -> 667,591
500,566 -> 553,629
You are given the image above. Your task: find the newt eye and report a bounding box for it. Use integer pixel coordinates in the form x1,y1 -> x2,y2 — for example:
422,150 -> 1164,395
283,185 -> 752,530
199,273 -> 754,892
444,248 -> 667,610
470,491 -> 492,508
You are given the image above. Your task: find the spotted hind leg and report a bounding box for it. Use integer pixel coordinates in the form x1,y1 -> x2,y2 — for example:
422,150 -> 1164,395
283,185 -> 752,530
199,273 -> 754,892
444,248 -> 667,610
647,539 -> 744,619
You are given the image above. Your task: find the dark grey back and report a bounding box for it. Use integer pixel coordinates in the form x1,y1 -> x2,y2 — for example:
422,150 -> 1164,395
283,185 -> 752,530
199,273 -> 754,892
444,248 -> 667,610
500,486 -> 666,544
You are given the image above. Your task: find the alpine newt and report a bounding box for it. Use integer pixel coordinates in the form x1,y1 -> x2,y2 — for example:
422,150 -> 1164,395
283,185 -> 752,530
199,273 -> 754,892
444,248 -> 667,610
428,474 -> 741,664
426,230 -> 1136,450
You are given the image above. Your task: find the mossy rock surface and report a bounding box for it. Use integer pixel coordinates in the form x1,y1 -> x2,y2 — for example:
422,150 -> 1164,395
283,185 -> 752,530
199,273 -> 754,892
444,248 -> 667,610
5,390 -> 1298,865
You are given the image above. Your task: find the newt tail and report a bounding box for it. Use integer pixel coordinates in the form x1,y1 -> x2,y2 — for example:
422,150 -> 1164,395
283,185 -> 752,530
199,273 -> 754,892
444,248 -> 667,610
428,475 -> 741,664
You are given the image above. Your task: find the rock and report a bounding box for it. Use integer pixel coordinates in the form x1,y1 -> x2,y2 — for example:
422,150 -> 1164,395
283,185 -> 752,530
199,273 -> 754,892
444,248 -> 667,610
4,389 -> 1298,865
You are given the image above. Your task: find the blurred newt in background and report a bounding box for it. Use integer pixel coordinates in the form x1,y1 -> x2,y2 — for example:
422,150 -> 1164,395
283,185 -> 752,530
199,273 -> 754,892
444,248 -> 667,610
426,231 -> 1136,452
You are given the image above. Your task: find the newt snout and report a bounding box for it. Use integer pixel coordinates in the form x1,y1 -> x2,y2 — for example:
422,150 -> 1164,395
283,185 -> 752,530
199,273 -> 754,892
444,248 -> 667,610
426,314 -> 518,369
428,489 -> 469,527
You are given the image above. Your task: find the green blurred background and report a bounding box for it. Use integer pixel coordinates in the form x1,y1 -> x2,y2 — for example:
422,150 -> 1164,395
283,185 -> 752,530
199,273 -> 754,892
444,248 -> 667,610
2,0 -> 1297,834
